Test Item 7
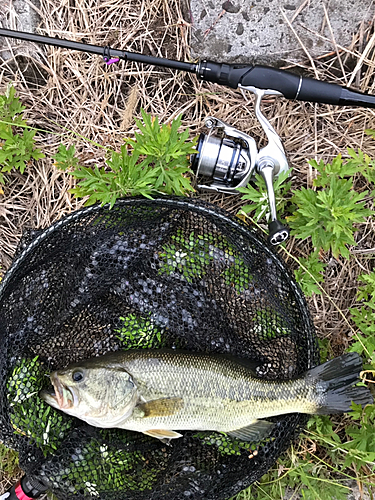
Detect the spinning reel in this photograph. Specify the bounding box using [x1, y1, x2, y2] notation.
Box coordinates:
[191, 87, 290, 246]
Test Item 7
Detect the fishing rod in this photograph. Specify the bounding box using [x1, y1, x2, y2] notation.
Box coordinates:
[1, 28, 375, 107]
[0, 27, 374, 247]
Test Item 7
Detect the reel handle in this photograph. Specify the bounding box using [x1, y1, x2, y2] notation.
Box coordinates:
[257, 162, 289, 246]
[268, 220, 290, 246]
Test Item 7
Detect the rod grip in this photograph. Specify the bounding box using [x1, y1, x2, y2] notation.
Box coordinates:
[198, 61, 375, 108]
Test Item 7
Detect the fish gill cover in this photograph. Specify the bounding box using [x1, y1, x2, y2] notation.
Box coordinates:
[0, 197, 319, 499]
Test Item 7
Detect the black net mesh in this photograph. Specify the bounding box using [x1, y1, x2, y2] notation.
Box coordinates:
[0, 197, 319, 500]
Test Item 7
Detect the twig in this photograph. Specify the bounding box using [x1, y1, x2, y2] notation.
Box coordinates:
[322, 4, 347, 85]
[356, 21, 365, 88]
[280, 7, 320, 80]
[299, 24, 362, 61]
[203, 9, 226, 39]
[290, 0, 310, 23]
[348, 30, 375, 87]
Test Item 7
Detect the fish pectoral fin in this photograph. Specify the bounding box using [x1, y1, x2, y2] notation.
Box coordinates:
[143, 429, 183, 440]
[227, 419, 274, 442]
[136, 397, 184, 418]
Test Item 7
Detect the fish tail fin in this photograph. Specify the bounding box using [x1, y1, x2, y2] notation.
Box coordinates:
[306, 352, 373, 414]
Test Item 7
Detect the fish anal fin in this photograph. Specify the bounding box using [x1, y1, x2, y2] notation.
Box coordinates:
[137, 397, 183, 418]
[227, 419, 274, 442]
[143, 429, 183, 440]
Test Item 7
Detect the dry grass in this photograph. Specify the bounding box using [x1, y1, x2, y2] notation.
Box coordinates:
[0, 0, 375, 496]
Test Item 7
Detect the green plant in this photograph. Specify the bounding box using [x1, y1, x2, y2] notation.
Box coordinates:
[53, 143, 80, 171]
[55, 434, 159, 496]
[0, 84, 44, 183]
[348, 270, 375, 366]
[47, 493, 60, 500]
[251, 308, 289, 339]
[53, 109, 196, 207]
[194, 431, 257, 458]
[317, 336, 331, 363]
[159, 229, 213, 283]
[0, 442, 20, 477]
[7, 356, 72, 455]
[116, 313, 166, 349]
[234, 410, 375, 500]
[341, 403, 375, 469]
[294, 251, 327, 297]
[128, 110, 196, 194]
[222, 262, 253, 293]
[287, 152, 373, 259]
[159, 229, 254, 292]
[237, 169, 292, 222]
[233, 451, 351, 500]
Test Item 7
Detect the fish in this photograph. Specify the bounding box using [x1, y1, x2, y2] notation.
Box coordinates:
[40, 350, 373, 442]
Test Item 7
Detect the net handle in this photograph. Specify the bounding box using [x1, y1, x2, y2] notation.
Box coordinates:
[1, 476, 48, 499]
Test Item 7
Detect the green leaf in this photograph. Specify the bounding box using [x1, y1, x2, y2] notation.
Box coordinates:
[294, 251, 326, 296]
[62, 110, 196, 205]
[311, 150, 371, 188]
[238, 169, 292, 222]
[53, 144, 82, 171]
[306, 415, 341, 444]
[348, 270, 375, 362]
[288, 174, 371, 259]
[0, 85, 44, 182]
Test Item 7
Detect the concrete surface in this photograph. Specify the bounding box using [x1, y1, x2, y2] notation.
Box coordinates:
[189, 0, 375, 66]
[0, 0, 41, 62]
[0, 0, 41, 34]
[0, 0, 45, 84]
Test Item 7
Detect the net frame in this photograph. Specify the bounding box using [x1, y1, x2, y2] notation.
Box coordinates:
[0, 197, 319, 500]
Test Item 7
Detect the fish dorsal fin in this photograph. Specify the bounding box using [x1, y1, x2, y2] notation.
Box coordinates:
[143, 429, 183, 440]
[135, 397, 184, 418]
[227, 419, 274, 442]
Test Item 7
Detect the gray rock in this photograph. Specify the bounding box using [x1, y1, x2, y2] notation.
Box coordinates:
[0, 0, 45, 84]
[0, 0, 41, 35]
[189, 0, 374, 66]
[0, 0, 42, 59]
[14, 0, 41, 33]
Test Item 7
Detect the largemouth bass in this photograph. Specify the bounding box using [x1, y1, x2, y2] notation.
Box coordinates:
[41, 350, 373, 442]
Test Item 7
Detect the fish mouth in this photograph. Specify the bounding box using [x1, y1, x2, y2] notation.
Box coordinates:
[40, 372, 76, 410]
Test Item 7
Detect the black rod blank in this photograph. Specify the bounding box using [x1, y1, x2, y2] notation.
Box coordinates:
[0, 28, 198, 73]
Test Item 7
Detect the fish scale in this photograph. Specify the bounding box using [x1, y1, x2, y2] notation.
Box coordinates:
[119, 351, 318, 433]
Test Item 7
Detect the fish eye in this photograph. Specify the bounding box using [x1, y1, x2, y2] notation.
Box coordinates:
[72, 370, 84, 382]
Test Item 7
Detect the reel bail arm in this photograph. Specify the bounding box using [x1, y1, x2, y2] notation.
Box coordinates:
[245, 86, 290, 245]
